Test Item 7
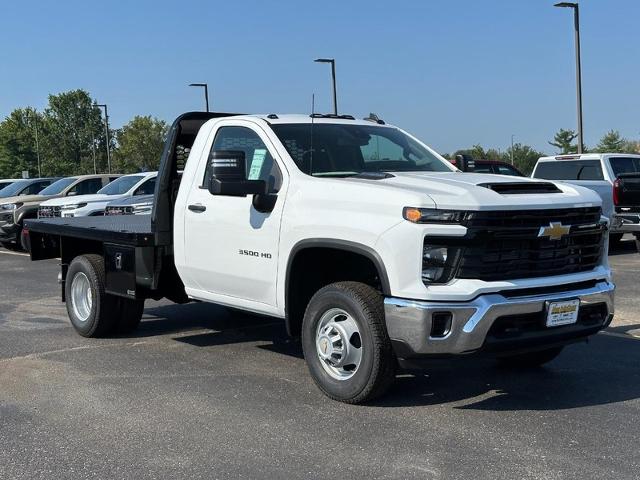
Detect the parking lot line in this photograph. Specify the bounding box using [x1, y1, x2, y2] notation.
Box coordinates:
[0, 250, 29, 257]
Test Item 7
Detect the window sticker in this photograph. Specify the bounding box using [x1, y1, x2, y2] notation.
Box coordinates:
[249, 149, 267, 180]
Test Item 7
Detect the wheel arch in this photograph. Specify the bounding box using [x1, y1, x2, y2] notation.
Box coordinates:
[284, 238, 391, 337]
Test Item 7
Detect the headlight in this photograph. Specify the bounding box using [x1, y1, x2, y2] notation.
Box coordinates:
[60, 203, 87, 210]
[422, 244, 462, 284]
[0, 203, 21, 210]
[403, 207, 466, 224]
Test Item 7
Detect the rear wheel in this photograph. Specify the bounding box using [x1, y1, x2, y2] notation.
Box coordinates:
[496, 347, 564, 368]
[20, 227, 29, 252]
[301, 281, 396, 404]
[66, 254, 119, 337]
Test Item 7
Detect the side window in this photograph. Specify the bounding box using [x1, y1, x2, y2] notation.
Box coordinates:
[361, 135, 404, 162]
[135, 178, 156, 195]
[203, 126, 282, 193]
[70, 178, 104, 196]
[472, 164, 493, 174]
[25, 182, 48, 195]
[496, 165, 522, 176]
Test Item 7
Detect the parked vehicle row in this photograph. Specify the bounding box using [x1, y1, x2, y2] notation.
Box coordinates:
[25, 111, 615, 404]
[0, 172, 157, 250]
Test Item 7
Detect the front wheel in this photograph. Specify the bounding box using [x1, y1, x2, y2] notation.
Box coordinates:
[496, 346, 564, 368]
[302, 282, 396, 404]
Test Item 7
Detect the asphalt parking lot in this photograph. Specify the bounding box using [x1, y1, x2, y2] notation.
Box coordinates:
[1, 239, 639, 480]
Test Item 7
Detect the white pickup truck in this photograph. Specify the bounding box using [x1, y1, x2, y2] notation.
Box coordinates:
[532, 154, 640, 243]
[25, 112, 615, 403]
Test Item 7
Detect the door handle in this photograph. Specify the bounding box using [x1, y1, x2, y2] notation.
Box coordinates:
[188, 204, 207, 213]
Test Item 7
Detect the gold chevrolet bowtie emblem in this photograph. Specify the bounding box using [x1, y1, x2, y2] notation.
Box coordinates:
[538, 222, 571, 240]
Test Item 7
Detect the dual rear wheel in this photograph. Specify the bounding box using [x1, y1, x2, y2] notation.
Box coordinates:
[66, 254, 144, 338]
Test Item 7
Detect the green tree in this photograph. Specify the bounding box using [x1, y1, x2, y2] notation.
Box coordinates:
[0, 107, 43, 178]
[594, 130, 628, 153]
[505, 143, 546, 176]
[549, 128, 578, 154]
[453, 144, 502, 161]
[112, 116, 169, 173]
[40, 89, 107, 175]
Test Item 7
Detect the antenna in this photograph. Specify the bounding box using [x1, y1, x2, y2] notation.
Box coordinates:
[310, 94, 315, 176]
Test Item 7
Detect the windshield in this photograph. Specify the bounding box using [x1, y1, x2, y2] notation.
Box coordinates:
[610, 157, 640, 176]
[270, 123, 452, 176]
[0, 180, 31, 197]
[98, 175, 146, 195]
[39, 177, 78, 196]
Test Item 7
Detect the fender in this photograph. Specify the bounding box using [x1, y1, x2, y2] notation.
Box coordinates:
[284, 238, 391, 335]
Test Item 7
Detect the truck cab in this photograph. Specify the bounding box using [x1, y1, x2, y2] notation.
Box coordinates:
[26, 112, 615, 404]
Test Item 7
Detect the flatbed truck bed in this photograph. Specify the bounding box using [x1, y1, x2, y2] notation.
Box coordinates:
[25, 215, 155, 247]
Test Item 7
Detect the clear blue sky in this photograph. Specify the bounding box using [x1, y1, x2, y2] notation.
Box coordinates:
[1, 0, 638, 154]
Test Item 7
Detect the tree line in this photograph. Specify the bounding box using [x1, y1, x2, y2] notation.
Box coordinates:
[1, 88, 638, 179]
[0, 89, 168, 178]
[443, 129, 639, 176]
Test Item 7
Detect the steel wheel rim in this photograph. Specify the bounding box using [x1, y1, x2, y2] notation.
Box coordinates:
[71, 272, 93, 322]
[315, 308, 363, 381]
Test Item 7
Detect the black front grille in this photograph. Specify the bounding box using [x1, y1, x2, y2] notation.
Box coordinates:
[453, 207, 604, 282]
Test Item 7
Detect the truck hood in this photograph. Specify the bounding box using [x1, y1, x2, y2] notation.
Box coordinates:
[41, 194, 122, 206]
[348, 172, 603, 210]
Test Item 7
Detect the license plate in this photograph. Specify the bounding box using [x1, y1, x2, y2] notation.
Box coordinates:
[546, 299, 580, 327]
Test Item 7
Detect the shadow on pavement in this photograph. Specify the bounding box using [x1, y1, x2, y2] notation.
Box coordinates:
[371, 333, 640, 410]
[122, 302, 640, 411]
[608, 237, 639, 256]
[123, 301, 303, 359]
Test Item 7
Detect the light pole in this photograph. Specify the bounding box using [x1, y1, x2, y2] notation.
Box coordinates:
[189, 83, 209, 112]
[510, 134, 515, 165]
[314, 58, 338, 115]
[554, 2, 584, 154]
[95, 103, 112, 173]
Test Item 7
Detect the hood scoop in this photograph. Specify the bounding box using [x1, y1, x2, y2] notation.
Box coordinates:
[478, 182, 562, 194]
[353, 172, 395, 180]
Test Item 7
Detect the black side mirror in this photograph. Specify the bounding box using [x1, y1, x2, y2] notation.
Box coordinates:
[207, 150, 266, 197]
[455, 154, 475, 172]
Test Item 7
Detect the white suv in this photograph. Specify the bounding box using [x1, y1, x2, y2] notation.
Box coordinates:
[39, 172, 157, 218]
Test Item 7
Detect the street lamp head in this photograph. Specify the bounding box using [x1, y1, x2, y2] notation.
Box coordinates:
[554, 2, 578, 8]
[314, 58, 334, 64]
[189, 83, 207, 87]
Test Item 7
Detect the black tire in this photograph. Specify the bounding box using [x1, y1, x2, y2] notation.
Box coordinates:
[114, 297, 145, 334]
[65, 254, 118, 337]
[20, 227, 29, 252]
[496, 346, 564, 368]
[301, 281, 396, 404]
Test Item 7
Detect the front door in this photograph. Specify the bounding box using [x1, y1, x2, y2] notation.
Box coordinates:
[183, 124, 286, 307]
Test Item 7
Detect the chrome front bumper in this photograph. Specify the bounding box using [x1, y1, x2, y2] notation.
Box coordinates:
[384, 280, 615, 357]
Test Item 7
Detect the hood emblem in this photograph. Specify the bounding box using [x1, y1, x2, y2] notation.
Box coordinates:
[538, 222, 571, 240]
